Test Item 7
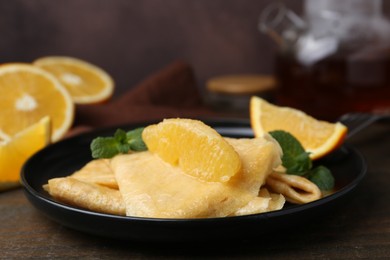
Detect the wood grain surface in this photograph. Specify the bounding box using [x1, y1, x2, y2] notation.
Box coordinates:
[1, 122, 389, 259]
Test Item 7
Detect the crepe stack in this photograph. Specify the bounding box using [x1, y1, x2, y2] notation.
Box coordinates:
[44, 135, 288, 218]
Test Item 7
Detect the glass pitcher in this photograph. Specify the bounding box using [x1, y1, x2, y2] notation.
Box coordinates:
[259, 0, 390, 120]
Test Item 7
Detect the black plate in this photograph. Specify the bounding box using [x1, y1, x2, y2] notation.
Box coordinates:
[21, 119, 367, 242]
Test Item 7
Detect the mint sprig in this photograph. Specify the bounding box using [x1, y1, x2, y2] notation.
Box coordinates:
[269, 130, 335, 191]
[90, 128, 147, 159]
[126, 128, 148, 151]
[269, 130, 312, 175]
[307, 165, 335, 191]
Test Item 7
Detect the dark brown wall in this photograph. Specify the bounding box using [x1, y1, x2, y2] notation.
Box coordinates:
[0, 0, 388, 97]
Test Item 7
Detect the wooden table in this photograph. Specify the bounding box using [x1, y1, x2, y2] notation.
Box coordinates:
[1, 122, 389, 259]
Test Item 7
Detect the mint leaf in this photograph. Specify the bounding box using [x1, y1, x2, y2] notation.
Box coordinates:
[126, 127, 144, 140]
[286, 152, 312, 175]
[269, 130, 312, 174]
[114, 129, 127, 143]
[126, 128, 147, 151]
[90, 128, 147, 159]
[113, 129, 130, 153]
[307, 166, 335, 191]
[91, 136, 123, 159]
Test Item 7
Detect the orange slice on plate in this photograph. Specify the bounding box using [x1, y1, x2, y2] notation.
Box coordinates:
[33, 56, 114, 104]
[250, 96, 347, 160]
[0, 116, 51, 190]
[0, 63, 74, 142]
[142, 118, 242, 182]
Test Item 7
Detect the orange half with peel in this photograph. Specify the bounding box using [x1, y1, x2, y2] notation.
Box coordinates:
[0, 63, 74, 142]
[250, 96, 347, 160]
[34, 56, 114, 104]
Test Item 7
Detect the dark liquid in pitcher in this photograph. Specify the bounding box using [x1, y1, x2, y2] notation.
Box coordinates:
[275, 50, 390, 121]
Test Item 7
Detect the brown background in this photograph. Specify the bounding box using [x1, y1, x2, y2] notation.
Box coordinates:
[0, 0, 286, 97]
[2, 0, 388, 98]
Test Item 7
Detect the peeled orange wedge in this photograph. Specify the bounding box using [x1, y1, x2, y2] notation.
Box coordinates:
[0, 131, 10, 143]
[0, 63, 74, 142]
[0, 116, 51, 190]
[142, 118, 242, 182]
[34, 56, 114, 104]
[250, 96, 347, 160]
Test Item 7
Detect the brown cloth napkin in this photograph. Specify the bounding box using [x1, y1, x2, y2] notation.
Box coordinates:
[71, 60, 218, 135]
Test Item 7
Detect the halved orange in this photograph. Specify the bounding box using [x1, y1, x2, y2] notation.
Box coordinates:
[142, 118, 242, 182]
[33, 56, 114, 104]
[0, 63, 74, 142]
[0, 116, 51, 190]
[250, 96, 347, 160]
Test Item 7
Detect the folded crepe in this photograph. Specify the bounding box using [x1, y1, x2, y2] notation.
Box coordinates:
[234, 188, 285, 216]
[225, 136, 282, 195]
[45, 177, 125, 215]
[266, 172, 322, 204]
[44, 135, 285, 218]
[71, 159, 118, 189]
[111, 136, 283, 218]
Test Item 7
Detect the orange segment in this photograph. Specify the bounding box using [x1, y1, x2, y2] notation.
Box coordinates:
[250, 96, 347, 160]
[33, 56, 114, 104]
[0, 116, 51, 190]
[142, 118, 242, 182]
[0, 63, 74, 142]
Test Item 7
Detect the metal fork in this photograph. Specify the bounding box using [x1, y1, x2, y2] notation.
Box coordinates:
[339, 112, 389, 139]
